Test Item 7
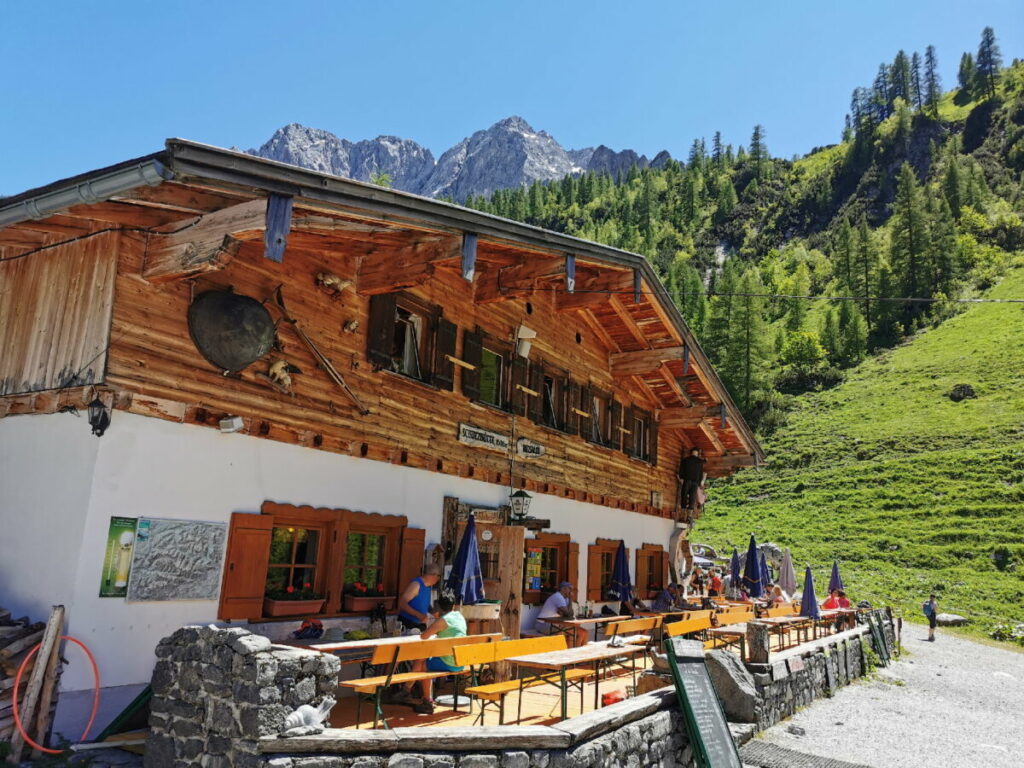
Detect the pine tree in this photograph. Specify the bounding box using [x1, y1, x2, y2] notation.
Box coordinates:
[820, 308, 842, 364]
[688, 139, 706, 173]
[784, 262, 811, 331]
[749, 125, 768, 180]
[668, 255, 708, 335]
[924, 45, 942, 116]
[872, 63, 892, 120]
[835, 218, 856, 291]
[943, 159, 963, 218]
[890, 163, 931, 326]
[958, 52, 976, 98]
[840, 308, 868, 365]
[705, 259, 740, 368]
[911, 51, 924, 110]
[873, 259, 901, 345]
[712, 132, 723, 166]
[930, 196, 958, 294]
[713, 177, 737, 225]
[975, 26, 1002, 99]
[891, 51, 913, 105]
[855, 217, 875, 332]
[725, 268, 770, 410]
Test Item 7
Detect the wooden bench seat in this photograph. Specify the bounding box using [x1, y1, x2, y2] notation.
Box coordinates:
[604, 616, 664, 651]
[455, 635, 594, 725]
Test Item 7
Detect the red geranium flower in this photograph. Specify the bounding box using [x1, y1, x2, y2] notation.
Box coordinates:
[303, 582, 312, 589]
[376, 583, 384, 592]
[286, 585, 295, 593]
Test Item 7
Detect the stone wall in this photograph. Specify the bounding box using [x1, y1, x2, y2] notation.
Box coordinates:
[145, 625, 341, 768]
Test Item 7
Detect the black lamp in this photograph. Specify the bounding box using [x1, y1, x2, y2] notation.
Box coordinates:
[509, 489, 532, 523]
[87, 398, 110, 437]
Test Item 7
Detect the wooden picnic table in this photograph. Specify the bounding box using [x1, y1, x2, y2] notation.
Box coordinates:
[537, 615, 628, 646]
[290, 632, 502, 667]
[504, 640, 644, 720]
[759, 615, 813, 647]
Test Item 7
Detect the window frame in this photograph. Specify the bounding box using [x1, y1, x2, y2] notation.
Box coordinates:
[586, 538, 626, 602]
[390, 293, 440, 383]
[635, 543, 668, 600]
[523, 532, 576, 605]
[630, 408, 654, 463]
[471, 330, 514, 412]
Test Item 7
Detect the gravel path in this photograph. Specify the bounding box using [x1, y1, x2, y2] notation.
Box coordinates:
[756, 623, 1024, 768]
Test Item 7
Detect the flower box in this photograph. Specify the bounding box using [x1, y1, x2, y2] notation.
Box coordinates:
[344, 595, 397, 612]
[262, 597, 325, 618]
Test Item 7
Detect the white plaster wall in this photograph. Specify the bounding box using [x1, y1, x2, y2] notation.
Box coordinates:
[0, 412, 99, 622]
[55, 412, 673, 695]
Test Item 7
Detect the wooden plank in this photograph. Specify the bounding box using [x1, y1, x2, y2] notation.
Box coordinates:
[6, 605, 63, 763]
[608, 295, 649, 349]
[356, 236, 461, 295]
[555, 269, 633, 312]
[655, 365, 693, 407]
[30, 630, 62, 759]
[609, 347, 685, 378]
[657, 406, 718, 430]
[699, 421, 726, 456]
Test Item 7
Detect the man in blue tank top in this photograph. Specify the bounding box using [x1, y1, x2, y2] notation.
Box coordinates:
[398, 563, 441, 633]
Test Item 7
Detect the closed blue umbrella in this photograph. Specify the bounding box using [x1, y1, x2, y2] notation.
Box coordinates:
[742, 535, 764, 598]
[799, 566, 821, 620]
[610, 540, 633, 603]
[446, 514, 485, 605]
[828, 561, 844, 594]
[729, 548, 741, 595]
[759, 548, 772, 591]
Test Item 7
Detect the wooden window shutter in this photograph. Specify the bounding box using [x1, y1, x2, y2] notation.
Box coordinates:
[586, 546, 603, 601]
[366, 293, 397, 369]
[568, 542, 580, 591]
[461, 329, 483, 400]
[608, 399, 622, 451]
[431, 318, 457, 390]
[649, 417, 659, 466]
[510, 356, 528, 415]
[622, 404, 635, 456]
[218, 512, 274, 620]
[527, 362, 544, 423]
[398, 526, 427, 596]
[564, 379, 579, 435]
[580, 384, 594, 443]
[661, 551, 670, 592]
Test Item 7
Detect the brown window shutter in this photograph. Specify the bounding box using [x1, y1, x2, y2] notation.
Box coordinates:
[527, 362, 543, 423]
[432, 318, 457, 390]
[622, 404, 635, 456]
[366, 293, 397, 369]
[568, 541, 580, 591]
[218, 512, 274, 621]
[608, 399, 622, 451]
[586, 546, 602, 601]
[564, 379, 579, 435]
[580, 384, 594, 443]
[649, 417, 659, 466]
[398, 526, 427, 596]
[661, 551, 670, 592]
[510, 356, 528, 415]
[461, 329, 483, 400]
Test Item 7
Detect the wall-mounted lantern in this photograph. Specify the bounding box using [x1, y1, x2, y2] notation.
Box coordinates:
[87, 398, 110, 437]
[509, 489, 533, 523]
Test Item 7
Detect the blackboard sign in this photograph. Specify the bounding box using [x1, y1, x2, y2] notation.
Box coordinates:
[665, 638, 742, 768]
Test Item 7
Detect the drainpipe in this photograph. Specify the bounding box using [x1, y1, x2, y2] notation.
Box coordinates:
[0, 159, 173, 229]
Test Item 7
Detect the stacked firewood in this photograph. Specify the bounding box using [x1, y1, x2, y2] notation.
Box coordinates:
[0, 605, 64, 761]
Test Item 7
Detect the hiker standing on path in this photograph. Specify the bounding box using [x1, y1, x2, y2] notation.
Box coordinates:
[924, 593, 939, 641]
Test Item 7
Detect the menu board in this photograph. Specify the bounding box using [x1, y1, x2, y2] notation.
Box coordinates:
[525, 548, 543, 590]
[665, 638, 742, 768]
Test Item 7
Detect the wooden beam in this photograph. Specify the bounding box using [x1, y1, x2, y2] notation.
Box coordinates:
[578, 308, 620, 354]
[473, 260, 531, 304]
[356, 235, 461, 295]
[628, 375, 662, 409]
[497, 257, 565, 291]
[705, 454, 756, 470]
[142, 198, 265, 282]
[639, 278, 683, 344]
[699, 421, 726, 455]
[608, 346, 685, 378]
[462, 233, 477, 281]
[655, 365, 693, 407]
[608, 295, 649, 349]
[555, 269, 633, 312]
[657, 405, 719, 429]
[264, 193, 293, 263]
[566, 254, 576, 293]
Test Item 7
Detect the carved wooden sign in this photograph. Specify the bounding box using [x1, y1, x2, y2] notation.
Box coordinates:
[457, 423, 509, 452]
[516, 438, 545, 459]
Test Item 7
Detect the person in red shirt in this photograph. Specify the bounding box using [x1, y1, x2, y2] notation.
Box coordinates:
[708, 570, 723, 597]
[837, 590, 852, 608]
[821, 589, 841, 610]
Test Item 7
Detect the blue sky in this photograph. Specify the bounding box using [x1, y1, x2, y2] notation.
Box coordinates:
[2, 0, 1021, 194]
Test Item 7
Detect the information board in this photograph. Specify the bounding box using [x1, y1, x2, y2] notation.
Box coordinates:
[126, 517, 227, 601]
[665, 638, 742, 768]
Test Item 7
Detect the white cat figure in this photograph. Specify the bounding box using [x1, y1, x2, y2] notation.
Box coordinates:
[279, 696, 336, 737]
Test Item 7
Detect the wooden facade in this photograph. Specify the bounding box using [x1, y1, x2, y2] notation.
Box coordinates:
[0, 141, 762, 518]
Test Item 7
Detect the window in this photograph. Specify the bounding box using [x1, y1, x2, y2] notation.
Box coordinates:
[586, 538, 626, 602]
[218, 503, 421, 621]
[588, 392, 608, 445]
[392, 307, 426, 378]
[542, 372, 564, 429]
[367, 293, 456, 389]
[344, 532, 387, 590]
[266, 526, 322, 594]
[625, 408, 656, 464]
[635, 544, 667, 599]
[479, 347, 504, 407]
[523, 532, 578, 605]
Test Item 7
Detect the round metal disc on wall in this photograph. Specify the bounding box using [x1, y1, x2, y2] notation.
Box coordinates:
[187, 290, 276, 373]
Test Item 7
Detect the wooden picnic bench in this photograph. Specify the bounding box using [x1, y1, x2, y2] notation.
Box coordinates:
[604, 615, 664, 652]
[337, 635, 497, 729]
[455, 635, 594, 725]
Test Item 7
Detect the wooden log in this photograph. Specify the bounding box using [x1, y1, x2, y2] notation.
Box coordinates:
[6, 605, 63, 763]
[356, 236, 460, 295]
[30, 629, 62, 759]
[555, 269, 633, 312]
[0, 627, 45, 660]
[656, 405, 718, 430]
[609, 346, 685, 378]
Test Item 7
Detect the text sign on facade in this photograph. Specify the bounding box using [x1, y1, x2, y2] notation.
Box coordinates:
[516, 438, 545, 459]
[458, 423, 510, 452]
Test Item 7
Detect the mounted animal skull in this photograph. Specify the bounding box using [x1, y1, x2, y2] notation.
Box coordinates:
[268, 359, 302, 390]
[316, 272, 352, 298]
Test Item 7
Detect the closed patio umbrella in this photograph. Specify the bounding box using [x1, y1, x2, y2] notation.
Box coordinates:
[799, 566, 821, 620]
[828, 561, 844, 594]
[729, 548, 741, 596]
[779, 549, 797, 597]
[759, 548, 772, 590]
[742, 535, 764, 598]
[446, 513, 484, 605]
[610, 540, 633, 604]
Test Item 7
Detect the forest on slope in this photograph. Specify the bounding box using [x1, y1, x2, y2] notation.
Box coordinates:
[465, 28, 1024, 436]
[463, 29, 1024, 639]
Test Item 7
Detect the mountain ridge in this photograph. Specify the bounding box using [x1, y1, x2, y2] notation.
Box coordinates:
[247, 117, 665, 201]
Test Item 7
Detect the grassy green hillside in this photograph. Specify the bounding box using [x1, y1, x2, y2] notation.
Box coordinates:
[698, 267, 1024, 636]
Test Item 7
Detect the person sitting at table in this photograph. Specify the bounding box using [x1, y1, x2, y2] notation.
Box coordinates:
[618, 595, 648, 616]
[398, 563, 442, 634]
[837, 590, 852, 608]
[769, 584, 789, 605]
[535, 581, 588, 647]
[653, 584, 678, 612]
[708, 569, 723, 597]
[399, 596, 466, 715]
[821, 589, 841, 610]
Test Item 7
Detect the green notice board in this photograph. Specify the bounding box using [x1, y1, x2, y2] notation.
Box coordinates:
[664, 637, 742, 768]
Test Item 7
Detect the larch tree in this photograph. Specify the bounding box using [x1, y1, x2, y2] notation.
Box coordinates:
[958, 52, 977, 98]
[835, 218, 856, 291]
[749, 125, 768, 180]
[911, 51, 924, 110]
[712, 132, 724, 166]
[891, 50, 913, 105]
[975, 26, 1002, 99]
[924, 45, 942, 117]
[890, 163, 931, 326]
[726, 267, 770, 411]
[855, 217, 876, 333]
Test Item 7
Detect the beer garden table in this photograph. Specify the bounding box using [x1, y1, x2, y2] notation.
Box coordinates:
[537, 615, 628, 646]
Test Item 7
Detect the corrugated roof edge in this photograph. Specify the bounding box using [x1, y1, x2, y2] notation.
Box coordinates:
[0, 138, 763, 462]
